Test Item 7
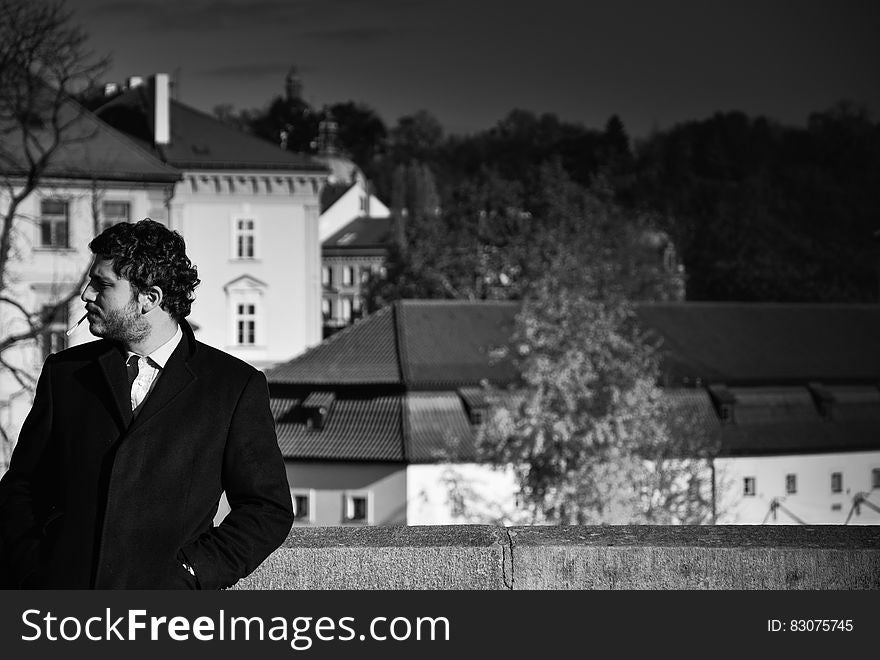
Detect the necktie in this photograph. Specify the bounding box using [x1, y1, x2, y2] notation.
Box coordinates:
[126, 354, 140, 390]
[126, 355, 140, 411]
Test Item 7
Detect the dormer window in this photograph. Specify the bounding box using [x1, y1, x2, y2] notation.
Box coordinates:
[302, 391, 335, 430]
[458, 387, 489, 425]
[707, 384, 735, 424]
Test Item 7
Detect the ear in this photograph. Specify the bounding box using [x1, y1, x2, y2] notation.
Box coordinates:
[140, 285, 164, 313]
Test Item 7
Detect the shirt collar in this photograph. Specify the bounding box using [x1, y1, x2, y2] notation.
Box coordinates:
[127, 324, 183, 369]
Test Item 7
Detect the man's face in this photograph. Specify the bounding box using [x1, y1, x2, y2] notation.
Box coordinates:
[81, 257, 149, 345]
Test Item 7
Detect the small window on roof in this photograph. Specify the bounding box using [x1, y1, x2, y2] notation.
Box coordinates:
[337, 232, 357, 245]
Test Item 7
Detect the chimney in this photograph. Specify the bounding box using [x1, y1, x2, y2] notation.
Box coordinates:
[153, 73, 170, 146]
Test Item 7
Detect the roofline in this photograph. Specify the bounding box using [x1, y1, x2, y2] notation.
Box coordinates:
[280, 455, 409, 464]
[166, 160, 328, 172]
[323, 247, 390, 256]
[717, 444, 880, 458]
[638, 301, 880, 310]
[1, 170, 180, 184]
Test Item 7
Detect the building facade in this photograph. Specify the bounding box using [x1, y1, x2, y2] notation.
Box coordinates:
[96, 74, 327, 369]
[321, 215, 391, 336]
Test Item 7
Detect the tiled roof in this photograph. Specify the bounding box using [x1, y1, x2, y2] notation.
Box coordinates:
[273, 395, 404, 461]
[637, 302, 880, 384]
[718, 420, 880, 456]
[323, 216, 393, 249]
[405, 392, 477, 463]
[1, 94, 180, 183]
[302, 391, 336, 409]
[266, 300, 519, 387]
[96, 86, 326, 172]
[266, 305, 401, 384]
[663, 387, 723, 444]
[267, 301, 880, 463]
[397, 300, 519, 386]
[271, 390, 481, 462]
[729, 386, 822, 425]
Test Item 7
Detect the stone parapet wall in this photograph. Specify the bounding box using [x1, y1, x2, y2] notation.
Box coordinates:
[234, 525, 880, 590]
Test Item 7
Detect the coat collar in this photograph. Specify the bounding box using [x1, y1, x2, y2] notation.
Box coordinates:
[97, 319, 198, 434]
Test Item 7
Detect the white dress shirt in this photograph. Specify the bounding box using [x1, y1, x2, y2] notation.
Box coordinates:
[127, 324, 183, 414]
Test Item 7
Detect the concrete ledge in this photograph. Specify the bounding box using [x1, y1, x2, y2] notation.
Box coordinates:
[234, 525, 880, 590]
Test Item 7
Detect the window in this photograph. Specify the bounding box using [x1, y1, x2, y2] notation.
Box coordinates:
[322, 266, 333, 287]
[340, 297, 352, 322]
[743, 477, 756, 497]
[831, 472, 843, 494]
[343, 492, 371, 524]
[785, 474, 797, 495]
[352, 295, 362, 313]
[100, 201, 130, 233]
[236, 303, 256, 345]
[40, 199, 69, 248]
[359, 195, 367, 212]
[39, 303, 68, 360]
[235, 218, 255, 258]
[290, 489, 313, 524]
[360, 267, 371, 284]
[322, 297, 332, 320]
[873, 468, 880, 489]
[341, 266, 354, 286]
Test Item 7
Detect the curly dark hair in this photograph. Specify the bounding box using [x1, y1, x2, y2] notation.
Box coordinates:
[89, 219, 200, 319]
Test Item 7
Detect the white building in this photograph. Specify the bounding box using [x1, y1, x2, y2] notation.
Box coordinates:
[96, 74, 328, 369]
[316, 154, 390, 243]
[0, 99, 180, 469]
[718, 452, 880, 525]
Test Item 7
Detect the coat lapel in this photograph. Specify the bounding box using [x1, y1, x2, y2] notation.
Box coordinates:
[127, 335, 196, 433]
[97, 347, 132, 431]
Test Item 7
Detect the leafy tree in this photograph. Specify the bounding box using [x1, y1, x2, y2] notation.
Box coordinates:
[326, 100, 387, 174]
[478, 216, 714, 525]
[369, 162, 685, 308]
[0, 0, 108, 446]
[628, 108, 880, 302]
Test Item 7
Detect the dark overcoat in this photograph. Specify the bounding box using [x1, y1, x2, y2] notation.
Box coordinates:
[0, 321, 293, 589]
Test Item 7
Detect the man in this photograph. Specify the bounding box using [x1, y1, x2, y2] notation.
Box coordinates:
[0, 219, 293, 588]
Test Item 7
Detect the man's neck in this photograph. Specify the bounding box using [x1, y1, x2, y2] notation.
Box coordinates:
[125, 319, 180, 356]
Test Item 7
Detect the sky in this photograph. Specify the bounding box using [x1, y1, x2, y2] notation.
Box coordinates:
[73, 0, 880, 138]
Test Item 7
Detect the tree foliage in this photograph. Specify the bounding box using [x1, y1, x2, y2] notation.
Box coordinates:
[477, 212, 714, 524]
[0, 0, 108, 444]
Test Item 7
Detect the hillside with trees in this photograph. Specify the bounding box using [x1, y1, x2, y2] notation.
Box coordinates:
[216, 74, 879, 305]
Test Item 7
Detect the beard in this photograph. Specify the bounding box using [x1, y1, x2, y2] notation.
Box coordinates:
[89, 298, 150, 345]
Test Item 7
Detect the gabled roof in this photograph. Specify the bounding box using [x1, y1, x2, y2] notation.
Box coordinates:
[0, 94, 180, 183]
[268, 300, 880, 463]
[269, 300, 880, 388]
[265, 300, 519, 387]
[637, 302, 880, 384]
[323, 215, 392, 250]
[96, 86, 327, 172]
[266, 305, 401, 384]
